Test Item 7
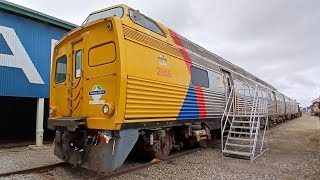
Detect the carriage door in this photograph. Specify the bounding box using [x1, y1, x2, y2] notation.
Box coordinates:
[222, 70, 234, 112]
[70, 39, 84, 117]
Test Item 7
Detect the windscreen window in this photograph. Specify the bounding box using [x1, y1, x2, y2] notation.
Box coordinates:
[84, 7, 123, 24]
[191, 66, 209, 88]
[55, 55, 67, 84]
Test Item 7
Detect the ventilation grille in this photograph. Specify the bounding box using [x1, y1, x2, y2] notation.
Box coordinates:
[123, 26, 182, 58]
[125, 76, 187, 120]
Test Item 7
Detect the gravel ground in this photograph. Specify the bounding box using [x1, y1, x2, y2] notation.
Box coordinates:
[112, 115, 320, 180]
[0, 144, 61, 179]
[1, 115, 319, 180]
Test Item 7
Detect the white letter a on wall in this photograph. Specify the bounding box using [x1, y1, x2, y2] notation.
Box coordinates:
[0, 25, 44, 84]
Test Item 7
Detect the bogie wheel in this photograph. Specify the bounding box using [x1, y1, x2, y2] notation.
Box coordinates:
[198, 139, 210, 148]
[149, 131, 172, 160]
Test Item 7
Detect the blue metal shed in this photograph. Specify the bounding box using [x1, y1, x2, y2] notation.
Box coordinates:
[0, 0, 77, 147]
[0, 0, 77, 98]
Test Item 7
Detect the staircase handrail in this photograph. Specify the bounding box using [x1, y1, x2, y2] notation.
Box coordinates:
[249, 84, 259, 150]
[260, 99, 269, 153]
[221, 85, 234, 152]
[251, 116, 261, 158]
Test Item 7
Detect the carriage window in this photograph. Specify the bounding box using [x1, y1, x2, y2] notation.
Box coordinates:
[75, 50, 82, 78]
[191, 66, 209, 88]
[89, 43, 116, 66]
[55, 55, 67, 84]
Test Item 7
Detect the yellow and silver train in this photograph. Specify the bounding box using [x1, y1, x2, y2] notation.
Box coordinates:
[48, 5, 300, 172]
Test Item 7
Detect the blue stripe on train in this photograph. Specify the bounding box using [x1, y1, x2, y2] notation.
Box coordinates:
[177, 84, 200, 120]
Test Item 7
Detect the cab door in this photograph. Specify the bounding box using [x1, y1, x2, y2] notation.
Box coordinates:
[51, 53, 70, 117]
[70, 39, 84, 117]
[222, 70, 234, 112]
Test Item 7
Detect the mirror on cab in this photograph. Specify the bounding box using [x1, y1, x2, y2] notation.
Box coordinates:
[130, 10, 141, 21]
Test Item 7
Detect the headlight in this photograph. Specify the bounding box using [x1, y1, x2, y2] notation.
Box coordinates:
[103, 104, 109, 114]
[49, 107, 53, 114]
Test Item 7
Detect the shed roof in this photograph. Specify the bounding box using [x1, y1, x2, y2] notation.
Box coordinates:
[0, 0, 77, 30]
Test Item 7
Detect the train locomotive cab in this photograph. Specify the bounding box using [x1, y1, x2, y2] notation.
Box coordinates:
[48, 5, 135, 172]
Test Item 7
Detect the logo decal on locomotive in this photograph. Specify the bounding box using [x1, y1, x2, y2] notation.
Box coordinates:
[89, 85, 106, 104]
[158, 55, 167, 65]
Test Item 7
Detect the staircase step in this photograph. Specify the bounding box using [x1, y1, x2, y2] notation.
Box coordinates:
[225, 143, 253, 148]
[228, 137, 254, 141]
[232, 115, 267, 118]
[229, 130, 251, 135]
[231, 126, 255, 129]
[232, 120, 257, 124]
[222, 150, 252, 157]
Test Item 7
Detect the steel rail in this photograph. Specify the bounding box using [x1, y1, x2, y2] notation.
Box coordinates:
[0, 162, 68, 177]
[91, 146, 211, 180]
[0, 147, 212, 178]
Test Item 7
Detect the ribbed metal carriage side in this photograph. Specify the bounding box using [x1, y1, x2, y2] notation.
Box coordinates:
[178, 36, 227, 118]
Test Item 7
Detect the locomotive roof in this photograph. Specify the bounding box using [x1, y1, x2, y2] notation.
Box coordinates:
[86, 4, 278, 92]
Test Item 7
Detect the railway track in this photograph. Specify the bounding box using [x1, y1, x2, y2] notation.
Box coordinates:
[92, 146, 210, 180]
[0, 162, 68, 178]
[0, 146, 210, 179]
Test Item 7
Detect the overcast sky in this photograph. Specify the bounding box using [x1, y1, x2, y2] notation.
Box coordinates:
[8, 0, 320, 107]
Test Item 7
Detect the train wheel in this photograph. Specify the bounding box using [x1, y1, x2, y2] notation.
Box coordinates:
[198, 139, 210, 147]
[149, 131, 172, 160]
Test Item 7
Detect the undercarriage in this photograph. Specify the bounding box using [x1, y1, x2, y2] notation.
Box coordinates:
[49, 119, 216, 172]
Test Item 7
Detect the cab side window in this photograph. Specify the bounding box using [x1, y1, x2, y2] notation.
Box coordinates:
[130, 10, 165, 37]
[55, 55, 67, 84]
[145, 18, 164, 35]
[75, 50, 82, 78]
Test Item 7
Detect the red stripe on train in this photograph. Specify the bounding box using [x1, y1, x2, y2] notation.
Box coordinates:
[195, 86, 207, 118]
[169, 29, 191, 72]
[169, 29, 207, 119]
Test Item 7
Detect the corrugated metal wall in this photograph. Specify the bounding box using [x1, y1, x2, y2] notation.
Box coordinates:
[0, 10, 69, 98]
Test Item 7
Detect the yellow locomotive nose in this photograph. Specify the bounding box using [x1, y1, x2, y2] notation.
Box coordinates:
[48, 6, 128, 172]
[49, 15, 121, 129]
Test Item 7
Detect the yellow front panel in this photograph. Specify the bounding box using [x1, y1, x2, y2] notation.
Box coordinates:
[50, 18, 123, 130]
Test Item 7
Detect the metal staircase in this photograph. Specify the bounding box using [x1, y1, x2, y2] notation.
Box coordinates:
[221, 84, 269, 161]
